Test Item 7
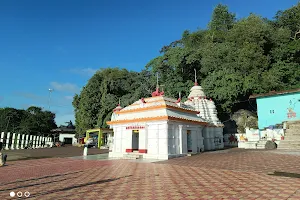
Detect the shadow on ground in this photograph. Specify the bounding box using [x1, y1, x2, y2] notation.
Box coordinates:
[268, 171, 300, 179]
[29, 175, 133, 198]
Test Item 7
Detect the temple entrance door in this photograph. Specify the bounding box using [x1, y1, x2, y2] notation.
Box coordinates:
[187, 130, 192, 152]
[132, 130, 139, 151]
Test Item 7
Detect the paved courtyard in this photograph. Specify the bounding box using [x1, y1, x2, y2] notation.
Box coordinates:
[1, 148, 300, 200]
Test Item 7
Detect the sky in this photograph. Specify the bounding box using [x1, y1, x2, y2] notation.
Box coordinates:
[0, 0, 298, 126]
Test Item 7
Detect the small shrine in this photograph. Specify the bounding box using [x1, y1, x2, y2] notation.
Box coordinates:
[107, 71, 224, 159]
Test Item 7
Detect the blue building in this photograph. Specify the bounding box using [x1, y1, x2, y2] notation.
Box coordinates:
[250, 89, 300, 130]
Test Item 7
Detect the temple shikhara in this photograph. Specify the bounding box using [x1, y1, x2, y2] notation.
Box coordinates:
[107, 73, 224, 159]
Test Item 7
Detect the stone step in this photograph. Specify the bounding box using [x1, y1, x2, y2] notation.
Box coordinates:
[278, 146, 300, 150]
[285, 129, 300, 134]
[287, 121, 300, 125]
[123, 154, 143, 159]
[278, 143, 300, 145]
[277, 144, 300, 148]
[282, 135, 300, 139]
[288, 125, 300, 129]
[287, 123, 300, 129]
[284, 133, 300, 137]
[280, 138, 300, 141]
[257, 145, 266, 148]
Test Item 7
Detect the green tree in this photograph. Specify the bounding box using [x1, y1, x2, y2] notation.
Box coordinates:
[73, 3, 300, 128]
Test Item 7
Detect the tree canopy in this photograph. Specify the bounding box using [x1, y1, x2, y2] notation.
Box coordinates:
[73, 3, 300, 136]
[0, 106, 57, 135]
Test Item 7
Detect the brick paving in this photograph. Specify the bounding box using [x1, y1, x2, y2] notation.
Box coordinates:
[1, 149, 300, 200]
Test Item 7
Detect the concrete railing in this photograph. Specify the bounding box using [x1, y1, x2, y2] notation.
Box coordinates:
[0, 132, 53, 150]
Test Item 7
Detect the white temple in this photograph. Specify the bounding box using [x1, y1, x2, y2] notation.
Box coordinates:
[107, 74, 224, 160]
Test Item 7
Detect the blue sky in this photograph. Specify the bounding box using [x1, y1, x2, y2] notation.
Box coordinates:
[0, 0, 298, 126]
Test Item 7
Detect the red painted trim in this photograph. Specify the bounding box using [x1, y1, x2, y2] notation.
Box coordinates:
[126, 149, 133, 152]
[138, 149, 147, 153]
[188, 150, 192, 152]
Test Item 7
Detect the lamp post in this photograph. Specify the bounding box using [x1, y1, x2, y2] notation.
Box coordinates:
[48, 89, 53, 110]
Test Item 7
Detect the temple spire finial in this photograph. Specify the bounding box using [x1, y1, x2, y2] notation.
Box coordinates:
[118, 98, 120, 106]
[194, 68, 198, 86]
[179, 92, 181, 99]
[152, 72, 164, 97]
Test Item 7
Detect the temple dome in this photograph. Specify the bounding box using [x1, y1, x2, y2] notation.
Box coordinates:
[185, 82, 223, 126]
[188, 85, 205, 98]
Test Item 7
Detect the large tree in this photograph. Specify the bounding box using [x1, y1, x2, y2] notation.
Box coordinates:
[72, 68, 155, 137]
[0, 106, 57, 134]
[73, 3, 300, 132]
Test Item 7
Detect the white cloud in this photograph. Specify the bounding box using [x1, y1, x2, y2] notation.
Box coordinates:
[50, 82, 80, 93]
[69, 68, 98, 76]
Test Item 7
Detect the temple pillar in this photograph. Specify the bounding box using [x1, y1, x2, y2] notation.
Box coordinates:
[138, 126, 148, 153]
[210, 127, 216, 150]
[5, 132, 10, 150]
[11, 133, 16, 150]
[191, 129, 198, 153]
[178, 125, 183, 154]
[203, 127, 214, 151]
[124, 128, 132, 153]
[197, 127, 204, 152]
[138, 129, 147, 153]
[182, 127, 188, 154]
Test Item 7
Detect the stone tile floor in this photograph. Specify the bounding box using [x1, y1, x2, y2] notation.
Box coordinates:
[1, 149, 300, 200]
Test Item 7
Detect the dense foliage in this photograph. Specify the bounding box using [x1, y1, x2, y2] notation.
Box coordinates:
[0, 106, 57, 135]
[73, 3, 300, 136]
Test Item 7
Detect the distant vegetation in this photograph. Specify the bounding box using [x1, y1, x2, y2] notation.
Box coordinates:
[73, 3, 300, 136]
[0, 106, 57, 135]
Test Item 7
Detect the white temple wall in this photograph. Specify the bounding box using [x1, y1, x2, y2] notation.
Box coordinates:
[197, 127, 204, 152]
[138, 128, 147, 151]
[203, 127, 211, 151]
[215, 127, 224, 149]
[112, 126, 122, 153]
[144, 121, 169, 159]
[116, 109, 166, 121]
[167, 123, 175, 154]
[210, 128, 216, 150]
[181, 126, 188, 154]
[191, 130, 198, 153]
[110, 121, 207, 159]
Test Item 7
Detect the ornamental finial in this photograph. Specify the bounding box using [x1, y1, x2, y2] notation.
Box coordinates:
[194, 68, 198, 86]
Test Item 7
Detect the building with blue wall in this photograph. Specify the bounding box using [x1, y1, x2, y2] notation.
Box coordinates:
[250, 89, 300, 130]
